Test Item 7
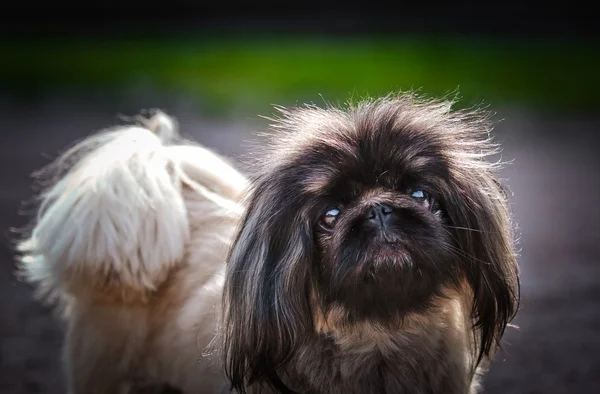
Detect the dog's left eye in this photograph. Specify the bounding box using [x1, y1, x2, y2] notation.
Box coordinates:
[410, 189, 433, 208]
[411, 190, 426, 199]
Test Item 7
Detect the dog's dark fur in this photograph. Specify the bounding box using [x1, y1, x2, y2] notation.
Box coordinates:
[222, 95, 519, 393]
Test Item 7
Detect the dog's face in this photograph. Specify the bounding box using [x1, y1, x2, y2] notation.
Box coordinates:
[222, 96, 519, 391]
[308, 134, 458, 322]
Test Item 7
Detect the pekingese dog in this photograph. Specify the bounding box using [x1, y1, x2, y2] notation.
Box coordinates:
[16, 94, 519, 394]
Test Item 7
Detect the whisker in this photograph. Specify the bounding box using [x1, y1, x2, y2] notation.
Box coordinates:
[444, 225, 497, 234]
[375, 169, 390, 183]
[441, 241, 492, 266]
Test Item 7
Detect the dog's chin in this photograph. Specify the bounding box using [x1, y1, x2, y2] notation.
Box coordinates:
[362, 242, 413, 274]
[321, 243, 456, 322]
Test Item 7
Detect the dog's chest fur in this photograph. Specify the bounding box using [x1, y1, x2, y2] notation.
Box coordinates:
[275, 300, 475, 394]
[288, 333, 469, 393]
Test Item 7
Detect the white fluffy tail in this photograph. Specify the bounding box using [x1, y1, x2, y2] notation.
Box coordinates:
[17, 110, 243, 304]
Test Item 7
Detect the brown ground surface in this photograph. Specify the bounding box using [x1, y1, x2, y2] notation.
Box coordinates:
[1, 92, 599, 394]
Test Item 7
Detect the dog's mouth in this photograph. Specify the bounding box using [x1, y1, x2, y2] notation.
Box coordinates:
[356, 242, 412, 275]
[322, 237, 456, 321]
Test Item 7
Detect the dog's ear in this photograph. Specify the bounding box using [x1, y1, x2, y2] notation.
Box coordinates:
[446, 170, 520, 365]
[222, 177, 313, 393]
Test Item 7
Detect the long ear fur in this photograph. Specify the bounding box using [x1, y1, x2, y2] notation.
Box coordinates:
[221, 176, 313, 393]
[16, 111, 209, 304]
[442, 114, 520, 367]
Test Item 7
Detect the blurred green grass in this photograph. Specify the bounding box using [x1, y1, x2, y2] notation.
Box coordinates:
[2, 36, 599, 115]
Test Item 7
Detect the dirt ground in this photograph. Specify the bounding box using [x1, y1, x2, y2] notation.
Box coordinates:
[1, 91, 599, 394]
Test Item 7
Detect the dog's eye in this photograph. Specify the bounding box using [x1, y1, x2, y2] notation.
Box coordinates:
[410, 189, 433, 208]
[411, 190, 427, 199]
[320, 208, 341, 230]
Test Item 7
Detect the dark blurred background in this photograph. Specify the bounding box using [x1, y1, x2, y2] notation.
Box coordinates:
[1, 5, 599, 394]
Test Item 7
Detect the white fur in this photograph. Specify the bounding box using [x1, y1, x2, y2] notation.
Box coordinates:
[16, 111, 248, 393]
[17, 111, 246, 302]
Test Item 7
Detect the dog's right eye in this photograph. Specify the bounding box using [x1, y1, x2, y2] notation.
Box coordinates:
[320, 208, 341, 231]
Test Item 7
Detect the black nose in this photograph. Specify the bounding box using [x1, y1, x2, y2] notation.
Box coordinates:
[366, 203, 394, 227]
